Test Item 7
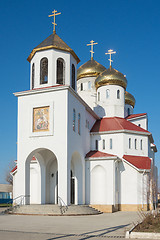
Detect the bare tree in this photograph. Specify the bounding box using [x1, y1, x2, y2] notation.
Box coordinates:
[5, 161, 15, 185]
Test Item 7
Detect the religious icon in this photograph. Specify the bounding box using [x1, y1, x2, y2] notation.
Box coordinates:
[33, 106, 49, 132]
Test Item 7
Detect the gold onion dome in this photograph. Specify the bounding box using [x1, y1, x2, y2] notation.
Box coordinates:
[125, 91, 135, 108]
[95, 66, 127, 89]
[77, 59, 106, 80]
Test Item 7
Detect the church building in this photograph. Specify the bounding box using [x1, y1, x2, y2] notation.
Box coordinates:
[12, 11, 157, 213]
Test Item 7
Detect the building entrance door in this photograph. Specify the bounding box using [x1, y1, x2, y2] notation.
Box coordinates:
[70, 170, 75, 204]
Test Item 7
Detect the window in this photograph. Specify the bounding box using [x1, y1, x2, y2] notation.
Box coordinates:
[32, 63, 35, 89]
[40, 57, 48, 84]
[98, 92, 100, 101]
[78, 113, 81, 135]
[138, 124, 141, 127]
[129, 138, 131, 149]
[73, 109, 76, 131]
[135, 139, 137, 149]
[128, 108, 130, 116]
[72, 64, 75, 90]
[110, 138, 112, 149]
[140, 139, 143, 150]
[117, 90, 120, 99]
[103, 139, 105, 149]
[57, 58, 65, 84]
[106, 89, 110, 98]
[80, 83, 83, 91]
[88, 81, 91, 89]
[95, 140, 98, 150]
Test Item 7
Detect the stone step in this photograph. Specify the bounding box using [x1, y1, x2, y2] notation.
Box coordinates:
[9, 204, 102, 215]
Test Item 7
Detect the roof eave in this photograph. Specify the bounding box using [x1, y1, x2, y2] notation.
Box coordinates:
[85, 156, 120, 161]
[27, 45, 80, 64]
[90, 129, 150, 135]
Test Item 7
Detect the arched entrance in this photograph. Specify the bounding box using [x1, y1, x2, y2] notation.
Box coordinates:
[25, 148, 58, 205]
[70, 152, 83, 205]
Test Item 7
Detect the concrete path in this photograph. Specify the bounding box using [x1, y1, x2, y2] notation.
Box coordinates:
[0, 211, 151, 240]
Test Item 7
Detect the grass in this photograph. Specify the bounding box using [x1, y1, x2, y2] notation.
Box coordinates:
[0, 203, 12, 207]
[134, 213, 160, 233]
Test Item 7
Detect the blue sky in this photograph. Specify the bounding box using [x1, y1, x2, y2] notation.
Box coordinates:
[0, 0, 160, 183]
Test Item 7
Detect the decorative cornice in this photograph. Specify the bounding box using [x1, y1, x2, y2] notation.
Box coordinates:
[27, 45, 80, 63]
[90, 129, 151, 136]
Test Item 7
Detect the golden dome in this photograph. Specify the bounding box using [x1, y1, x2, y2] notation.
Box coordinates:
[77, 59, 106, 80]
[125, 91, 135, 107]
[95, 66, 127, 89]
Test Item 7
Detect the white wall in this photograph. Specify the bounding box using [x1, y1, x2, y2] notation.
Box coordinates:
[90, 133, 124, 157]
[120, 161, 149, 205]
[16, 88, 68, 204]
[128, 116, 148, 130]
[123, 133, 148, 156]
[77, 76, 97, 110]
[85, 159, 115, 205]
[67, 90, 97, 204]
[95, 85, 125, 118]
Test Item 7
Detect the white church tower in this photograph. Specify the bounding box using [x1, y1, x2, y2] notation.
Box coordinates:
[13, 11, 89, 206]
[28, 32, 79, 91]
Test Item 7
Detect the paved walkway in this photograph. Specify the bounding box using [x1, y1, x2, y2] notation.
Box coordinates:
[0, 211, 153, 240]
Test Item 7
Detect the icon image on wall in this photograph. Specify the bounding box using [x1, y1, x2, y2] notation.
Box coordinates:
[33, 106, 49, 132]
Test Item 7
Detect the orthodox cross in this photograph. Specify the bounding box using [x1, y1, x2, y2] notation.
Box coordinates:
[87, 40, 98, 60]
[105, 49, 116, 67]
[48, 10, 61, 33]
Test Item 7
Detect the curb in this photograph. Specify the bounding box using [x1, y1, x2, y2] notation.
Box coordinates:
[126, 231, 160, 239]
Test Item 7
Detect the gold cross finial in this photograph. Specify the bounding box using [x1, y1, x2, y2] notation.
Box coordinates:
[48, 10, 61, 33]
[105, 49, 116, 67]
[87, 40, 98, 60]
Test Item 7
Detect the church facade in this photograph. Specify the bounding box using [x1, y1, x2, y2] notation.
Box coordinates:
[12, 26, 157, 212]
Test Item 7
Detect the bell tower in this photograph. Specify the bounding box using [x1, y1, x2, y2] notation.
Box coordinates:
[27, 10, 80, 91]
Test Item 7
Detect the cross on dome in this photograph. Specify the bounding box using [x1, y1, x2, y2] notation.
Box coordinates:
[87, 40, 98, 60]
[48, 10, 61, 33]
[105, 49, 116, 67]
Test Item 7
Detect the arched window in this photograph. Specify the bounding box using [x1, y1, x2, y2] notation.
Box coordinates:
[78, 113, 81, 135]
[95, 140, 98, 150]
[140, 139, 143, 150]
[110, 138, 112, 149]
[103, 139, 105, 149]
[138, 124, 141, 127]
[135, 139, 137, 149]
[128, 108, 130, 116]
[57, 58, 65, 84]
[73, 109, 76, 131]
[72, 64, 75, 90]
[40, 58, 48, 84]
[80, 83, 83, 91]
[98, 92, 100, 101]
[129, 138, 131, 149]
[106, 89, 110, 98]
[117, 89, 120, 99]
[88, 81, 91, 89]
[32, 63, 35, 89]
